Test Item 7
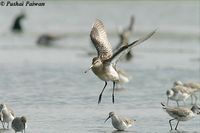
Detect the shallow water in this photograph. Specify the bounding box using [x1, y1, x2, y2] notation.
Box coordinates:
[0, 1, 199, 133]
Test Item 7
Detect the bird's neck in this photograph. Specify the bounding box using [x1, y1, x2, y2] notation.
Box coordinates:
[92, 62, 103, 71]
[112, 115, 120, 122]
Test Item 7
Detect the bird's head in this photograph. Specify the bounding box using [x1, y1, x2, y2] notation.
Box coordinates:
[173, 80, 183, 87]
[84, 57, 102, 73]
[21, 116, 27, 124]
[104, 112, 115, 123]
[166, 89, 174, 98]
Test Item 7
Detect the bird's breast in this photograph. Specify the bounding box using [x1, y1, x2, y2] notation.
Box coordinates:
[92, 64, 119, 81]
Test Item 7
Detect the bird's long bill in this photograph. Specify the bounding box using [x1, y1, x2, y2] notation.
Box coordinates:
[104, 116, 111, 123]
[84, 65, 93, 73]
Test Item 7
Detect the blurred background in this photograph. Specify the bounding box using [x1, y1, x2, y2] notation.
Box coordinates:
[0, 1, 199, 133]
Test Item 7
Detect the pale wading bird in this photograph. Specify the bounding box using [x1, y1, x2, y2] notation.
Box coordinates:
[115, 15, 135, 61]
[85, 19, 156, 104]
[166, 85, 195, 106]
[161, 103, 200, 130]
[104, 112, 135, 131]
[11, 12, 26, 33]
[0, 103, 14, 129]
[12, 116, 27, 133]
[174, 81, 200, 104]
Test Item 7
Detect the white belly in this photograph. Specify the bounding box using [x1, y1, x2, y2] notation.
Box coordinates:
[112, 119, 127, 131]
[92, 65, 119, 81]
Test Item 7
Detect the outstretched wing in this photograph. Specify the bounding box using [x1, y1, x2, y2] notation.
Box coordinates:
[90, 19, 113, 61]
[108, 29, 156, 64]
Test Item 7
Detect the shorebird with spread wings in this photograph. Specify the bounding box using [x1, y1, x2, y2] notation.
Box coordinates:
[85, 19, 156, 104]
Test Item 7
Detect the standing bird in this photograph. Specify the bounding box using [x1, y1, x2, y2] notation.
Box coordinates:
[11, 12, 26, 33]
[104, 112, 135, 131]
[166, 85, 194, 106]
[174, 81, 200, 104]
[85, 19, 156, 104]
[12, 116, 27, 133]
[161, 103, 200, 130]
[0, 103, 15, 129]
[115, 15, 135, 61]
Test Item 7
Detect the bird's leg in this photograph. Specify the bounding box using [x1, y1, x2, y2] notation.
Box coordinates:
[167, 98, 169, 106]
[175, 120, 179, 130]
[176, 101, 179, 107]
[169, 119, 175, 130]
[98, 81, 107, 104]
[112, 82, 116, 104]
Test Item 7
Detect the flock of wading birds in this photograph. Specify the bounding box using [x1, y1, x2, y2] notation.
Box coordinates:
[1, 12, 200, 132]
